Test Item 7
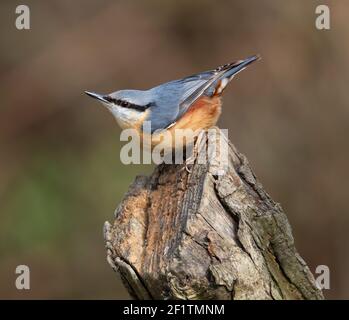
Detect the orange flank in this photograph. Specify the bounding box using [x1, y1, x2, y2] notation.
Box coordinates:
[169, 96, 222, 132]
[142, 96, 222, 151]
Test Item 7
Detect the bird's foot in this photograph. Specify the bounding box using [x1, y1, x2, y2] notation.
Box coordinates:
[182, 130, 207, 173]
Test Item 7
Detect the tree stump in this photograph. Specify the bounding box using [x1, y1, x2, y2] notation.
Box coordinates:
[103, 127, 324, 300]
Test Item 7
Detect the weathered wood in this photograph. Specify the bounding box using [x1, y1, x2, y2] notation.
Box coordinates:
[104, 127, 324, 300]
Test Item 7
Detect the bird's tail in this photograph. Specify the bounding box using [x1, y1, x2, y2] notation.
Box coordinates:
[212, 55, 260, 96]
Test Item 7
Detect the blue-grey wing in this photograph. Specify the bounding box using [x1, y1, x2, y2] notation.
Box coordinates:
[147, 70, 221, 132]
[146, 56, 259, 132]
[176, 56, 259, 120]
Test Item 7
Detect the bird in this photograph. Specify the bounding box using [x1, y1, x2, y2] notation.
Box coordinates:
[85, 55, 260, 155]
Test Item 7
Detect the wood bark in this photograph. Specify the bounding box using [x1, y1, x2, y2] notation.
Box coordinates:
[104, 127, 324, 300]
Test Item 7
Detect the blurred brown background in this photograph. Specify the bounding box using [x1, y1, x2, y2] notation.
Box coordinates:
[0, 0, 348, 299]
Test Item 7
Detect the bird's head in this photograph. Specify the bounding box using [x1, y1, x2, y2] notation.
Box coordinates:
[85, 89, 153, 129]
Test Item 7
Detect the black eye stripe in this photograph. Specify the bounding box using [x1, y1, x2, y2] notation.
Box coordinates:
[103, 96, 151, 112]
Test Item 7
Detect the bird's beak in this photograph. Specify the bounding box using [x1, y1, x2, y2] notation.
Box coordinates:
[84, 91, 109, 103]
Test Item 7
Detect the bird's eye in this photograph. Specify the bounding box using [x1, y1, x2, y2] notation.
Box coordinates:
[118, 100, 128, 108]
[115, 99, 151, 112]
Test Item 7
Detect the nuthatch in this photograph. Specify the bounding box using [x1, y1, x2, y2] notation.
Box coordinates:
[85, 55, 259, 150]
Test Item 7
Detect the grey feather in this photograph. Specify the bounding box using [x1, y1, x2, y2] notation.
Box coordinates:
[145, 55, 259, 132]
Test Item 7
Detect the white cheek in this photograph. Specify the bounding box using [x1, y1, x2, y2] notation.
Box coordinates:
[110, 106, 142, 129]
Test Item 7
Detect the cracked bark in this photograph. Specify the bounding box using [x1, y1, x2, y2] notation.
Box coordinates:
[104, 127, 324, 300]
